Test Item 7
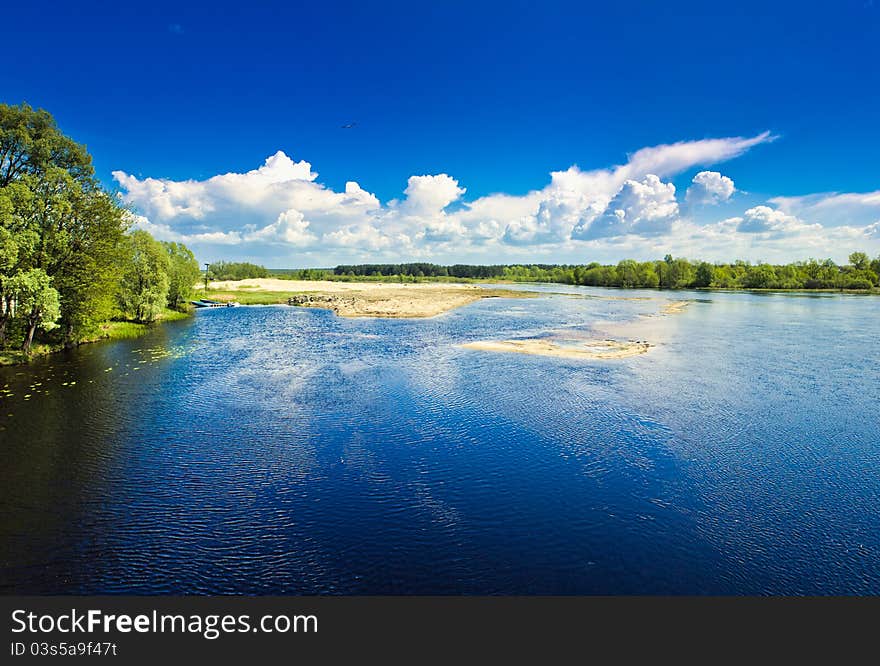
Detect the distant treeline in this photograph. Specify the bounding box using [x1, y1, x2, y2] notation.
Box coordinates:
[1, 103, 201, 358]
[208, 261, 268, 281]
[326, 256, 880, 290]
[334, 263, 555, 279]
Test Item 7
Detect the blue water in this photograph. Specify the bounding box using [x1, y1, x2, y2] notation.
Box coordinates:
[1, 286, 879, 594]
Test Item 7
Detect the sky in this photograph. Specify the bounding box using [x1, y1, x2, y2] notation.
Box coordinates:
[3, 0, 880, 267]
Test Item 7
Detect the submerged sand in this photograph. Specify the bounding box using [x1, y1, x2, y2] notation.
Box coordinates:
[659, 300, 692, 315]
[460, 297, 694, 360]
[461, 338, 651, 359]
[207, 278, 527, 318]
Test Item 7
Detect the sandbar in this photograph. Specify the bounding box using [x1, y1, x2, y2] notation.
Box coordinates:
[460, 338, 651, 359]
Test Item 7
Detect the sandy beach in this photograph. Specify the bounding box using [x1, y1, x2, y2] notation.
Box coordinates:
[206, 278, 527, 318]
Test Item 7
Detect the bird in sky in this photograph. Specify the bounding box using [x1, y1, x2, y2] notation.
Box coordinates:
[340, 122, 357, 129]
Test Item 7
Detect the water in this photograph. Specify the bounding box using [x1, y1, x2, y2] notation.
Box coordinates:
[1, 286, 879, 594]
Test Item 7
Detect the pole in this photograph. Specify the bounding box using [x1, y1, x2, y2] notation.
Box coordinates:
[204, 263, 210, 292]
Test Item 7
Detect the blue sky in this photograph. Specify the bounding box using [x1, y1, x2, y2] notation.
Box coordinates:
[4, 0, 880, 266]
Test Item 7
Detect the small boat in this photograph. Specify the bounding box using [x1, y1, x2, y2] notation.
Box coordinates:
[191, 299, 240, 308]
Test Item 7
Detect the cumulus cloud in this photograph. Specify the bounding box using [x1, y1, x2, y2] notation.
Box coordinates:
[573, 175, 679, 240]
[735, 205, 820, 237]
[113, 131, 879, 264]
[400, 174, 465, 215]
[686, 171, 736, 205]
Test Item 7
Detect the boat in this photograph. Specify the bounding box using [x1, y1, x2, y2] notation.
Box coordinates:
[191, 299, 241, 308]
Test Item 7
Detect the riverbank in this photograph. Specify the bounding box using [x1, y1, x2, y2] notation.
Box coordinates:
[0, 308, 190, 366]
[204, 279, 534, 318]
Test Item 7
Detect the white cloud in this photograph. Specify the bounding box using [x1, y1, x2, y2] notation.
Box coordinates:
[400, 174, 465, 215]
[686, 171, 736, 206]
[245, 209, 317, 246]
[768, 189, 880, 227]
[735, 205, 820, 237]
[572, 175, 679, 240]
[114, 131, 880, 265]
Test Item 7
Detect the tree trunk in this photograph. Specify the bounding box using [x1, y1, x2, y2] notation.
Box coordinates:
[63, 322, 76, 349]
[0, 292, 7, 345]
[22, 313, 38, 354]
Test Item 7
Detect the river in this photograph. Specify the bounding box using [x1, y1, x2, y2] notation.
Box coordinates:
[1, 286, 879, 594]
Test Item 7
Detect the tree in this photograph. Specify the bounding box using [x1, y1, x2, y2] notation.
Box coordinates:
[163, 241, 201, 309]
[849, 252, 869, 271]
[118, 230, 170, 323]
[743, 263, 778, 289]
[9, 268, 60, 353]
[0, 103, 93, 187]
[0, 192, 20, 344]
[667, 258, 696, 288]
[1, 103, 128, 347]
[694, 262, 715, 288]
[616, 259, 640, 287]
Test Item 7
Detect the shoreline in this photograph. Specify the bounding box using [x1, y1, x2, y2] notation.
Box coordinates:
[0, 309, 190, 367]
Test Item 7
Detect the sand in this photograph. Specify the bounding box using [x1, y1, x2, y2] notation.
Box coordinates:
[208, 279, 525, 318]
[659, 300, 692, 315]
[461, 338, 651, 359]
[460, 297, 692, 360]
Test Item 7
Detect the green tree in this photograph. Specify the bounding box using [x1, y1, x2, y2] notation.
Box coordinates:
[616, 259, 640, 287]
[163, 241, 201, 310]
[743, 263, 778, 289]
[694, 262, 715, 288]
[1, 103, 128, 347]
[9, 268, 60, 353]
[637, 262, 659, 288]
[0, 193, 20, 344]
[118, 230, 170, 323]
[0, 103, 93, 187]
[849, 252, 869, 271]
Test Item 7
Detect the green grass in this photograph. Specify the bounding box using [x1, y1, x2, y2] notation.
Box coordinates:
[202, 289, 304, 305]
[159, 307, 191, 321]
[100, 321, 149, 340]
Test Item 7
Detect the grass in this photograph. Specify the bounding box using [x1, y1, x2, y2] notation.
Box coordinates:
[203, 289, 305, 305]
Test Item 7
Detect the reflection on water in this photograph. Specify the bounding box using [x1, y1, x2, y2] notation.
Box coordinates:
[1, 287, 879, 594]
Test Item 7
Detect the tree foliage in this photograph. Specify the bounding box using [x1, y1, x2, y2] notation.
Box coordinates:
[330, 256, 880, 291]
[118, 230, 171, 323]
[208, 261, 267, 281]
[164, 242, 201, 309]
[0, 103, 199, 356]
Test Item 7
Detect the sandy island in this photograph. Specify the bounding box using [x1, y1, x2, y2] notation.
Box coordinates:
[207, 278, 529, 318]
